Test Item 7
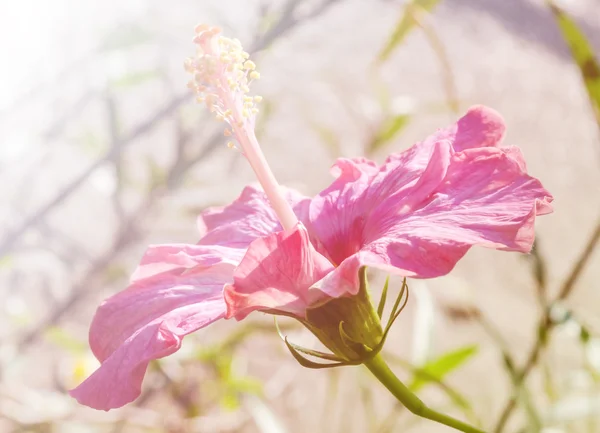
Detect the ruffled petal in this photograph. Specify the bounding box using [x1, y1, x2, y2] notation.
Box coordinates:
[308, 158, 377, 264]
[310, 106, 523, 266]
[70, 244, 239, 410]
[363, 147, 553, 278]
[444, 105, 506, 151]
[198, 185, 311, 248]
[224, 224, 334, 320]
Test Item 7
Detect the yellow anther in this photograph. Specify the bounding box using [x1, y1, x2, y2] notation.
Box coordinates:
[242, 108, 250, 118]
[227, 141, 235, 149]
[215, 114, 225, 121]
[241, 84, 250, 93]
[254, 96, 263, 103]
[249, 71, 260, 80]
[241, 51, 250, 59]
[224, 129, 232, 137]
[243, 60, 256, 70]
[243, 96, 253, 103]
[251, 108, 259, 114]
[196, 96, 205, 103]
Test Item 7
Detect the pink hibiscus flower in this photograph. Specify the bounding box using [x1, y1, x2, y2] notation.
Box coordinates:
[70, 26, 552, 411]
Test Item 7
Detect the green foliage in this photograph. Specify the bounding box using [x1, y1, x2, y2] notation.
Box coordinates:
[311, 123, 342, 158]
[367, 113, 411, 154]
[409, 344, 478, 391]
[378, 0, 442, 63]
[386, 350, 479, 425]
[45, 327, 86, 354]
[549, 1, 600, 124]
[0, 255, 13, 269]
[255, 99, 275, 139]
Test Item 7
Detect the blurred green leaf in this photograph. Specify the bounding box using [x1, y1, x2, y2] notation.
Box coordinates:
[45, 327, 86, 354]
[311, 123, 342, 158]
[527, 239, 548, 302]
[409, 344, 478, 391]
[110, 70, 161, 88]
[385, 352, 480, 425]
[147, 156, 167, 190]
[378, 0, 441, 63]
[220, 392, 241, 411]
[104, 264, 128, 282]
[255, 99, 275, 139]
[549, 1, 600, 124]
[581, 326, 592, 344]
[542, 361, 558, 403]
[229, 377, 263, 395]
[0, 255, 13, 269]
[367, 114, 411, 154]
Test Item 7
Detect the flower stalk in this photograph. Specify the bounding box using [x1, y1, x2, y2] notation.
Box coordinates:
[364, 353, 487, 433]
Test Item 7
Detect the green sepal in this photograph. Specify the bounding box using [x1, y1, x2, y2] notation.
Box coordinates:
[274, 268, 410, 370]
[374, 278, 409, 353]
[338, 321, 373, 354]
[283, 337, 350, 369]
[377, 276, 390, 319]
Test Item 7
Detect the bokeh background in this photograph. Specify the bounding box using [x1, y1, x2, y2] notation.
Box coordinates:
[1, 0, 599, 432]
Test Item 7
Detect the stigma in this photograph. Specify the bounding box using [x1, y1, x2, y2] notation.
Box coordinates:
[184, 24, 262, 143]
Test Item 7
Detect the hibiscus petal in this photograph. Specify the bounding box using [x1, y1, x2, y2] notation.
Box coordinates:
[447, 105, 506, 151]
[364, 147, 553, 278]
[309, 158, 378, 264]
[224, 224, 334, 320]
[198, 185, 311, 248]
[310, 106, 526, 267]
[70, 244, 239, 410]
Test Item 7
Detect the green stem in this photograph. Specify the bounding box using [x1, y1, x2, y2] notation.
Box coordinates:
[364, 353, 487, 433]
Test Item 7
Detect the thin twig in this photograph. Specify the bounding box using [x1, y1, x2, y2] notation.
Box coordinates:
[0, 93, 190, 258]
[0, 0, 338, 260]
[412, 8, 460, 114]
[493, 216, 600, 433]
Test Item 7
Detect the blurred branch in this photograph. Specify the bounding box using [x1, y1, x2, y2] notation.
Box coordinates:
[412, 8, 459, 114]
[493, 216, 600, 433]
[105, 89, 127, 222]
[377, 0, 442, 63]
[43, 90, 98, 140]
[0, 0, 340, 260]
[0, 92, 190, 259]
[556, 218, 600, 301]
[251, 0, 342, 51]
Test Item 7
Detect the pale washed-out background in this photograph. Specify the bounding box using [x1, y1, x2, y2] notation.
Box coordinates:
[1, 0, 599, 432]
